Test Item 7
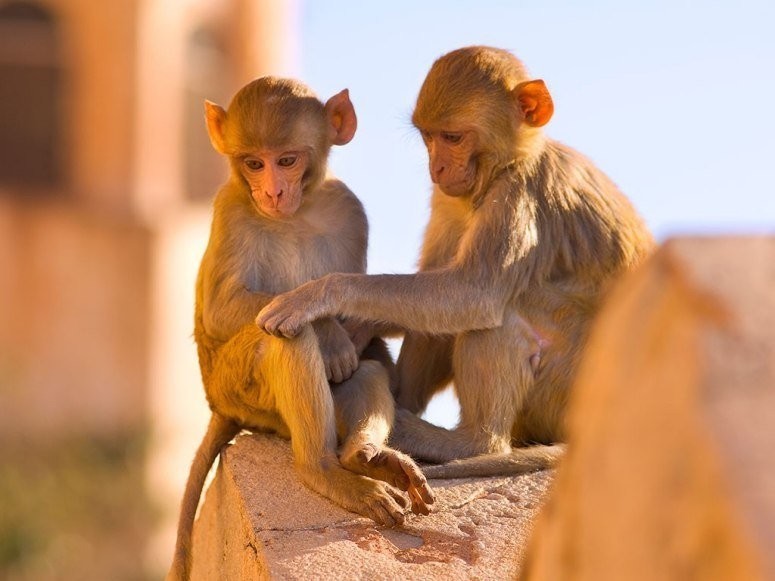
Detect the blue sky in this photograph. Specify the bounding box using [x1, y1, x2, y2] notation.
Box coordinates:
[297, 1, 775, 425]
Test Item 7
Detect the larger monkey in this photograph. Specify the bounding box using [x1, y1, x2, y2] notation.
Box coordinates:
[257, 47, 655, 476]
[168, 78, 433, 580]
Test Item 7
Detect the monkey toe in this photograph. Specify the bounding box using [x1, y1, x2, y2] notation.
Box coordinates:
[370, 486, 407, 527]
[355, 443, 379, 464]
[409, 487, 431, 516]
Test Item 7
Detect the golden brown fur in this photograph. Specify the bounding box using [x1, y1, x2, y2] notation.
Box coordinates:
[257, 47, 654, 477]
[168, 77, 433, 581]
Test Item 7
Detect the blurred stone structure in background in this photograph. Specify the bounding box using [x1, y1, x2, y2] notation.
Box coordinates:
[0, 1, 296, 578]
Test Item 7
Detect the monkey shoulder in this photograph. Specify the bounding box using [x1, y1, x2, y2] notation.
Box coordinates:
[529, 141, 652, 278]
[304, 178, 368, 238]
[315, 178, 366, 216]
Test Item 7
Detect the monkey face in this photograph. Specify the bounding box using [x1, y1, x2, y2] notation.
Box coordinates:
[419, 129, 478, 197]
[240, 149, 309, 218]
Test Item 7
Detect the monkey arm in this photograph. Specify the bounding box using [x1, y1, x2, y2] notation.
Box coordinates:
[257, 263, 518, 339]
[203, 283, 274, 342]
[258, 179, 547, 338]
[341, 319, 404, 353]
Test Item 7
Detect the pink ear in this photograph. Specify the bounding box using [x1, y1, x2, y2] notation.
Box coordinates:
[204, 100, 228, 154]
[513, 80, 554, 128]
[324, 89, 357, 145]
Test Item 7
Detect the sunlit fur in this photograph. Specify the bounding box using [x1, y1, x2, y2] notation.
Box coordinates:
[168, 78, 432, 581]
[256, 47, 655, 478]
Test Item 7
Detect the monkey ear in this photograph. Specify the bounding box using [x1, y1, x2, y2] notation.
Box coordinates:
[324, 89, 358, 145]
[204, 100, 229, 154]
[513, 80, 554, 128]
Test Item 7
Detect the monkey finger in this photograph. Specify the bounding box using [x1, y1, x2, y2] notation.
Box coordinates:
[373, 497, 404, 528]
[407, 470, 435, 506]
[330, 360, 344, 384]
[256, 309, 295, 337]
[277, 318, 303, 338]
[408, 487, 431, 516]
[385, 487, 410, 513]
[409, 473, 435, 507]
[339, 355, 357, 382]
[348, 351, 359, 375]
[390, 452, 434, 505]
[255, 313, 277, 335]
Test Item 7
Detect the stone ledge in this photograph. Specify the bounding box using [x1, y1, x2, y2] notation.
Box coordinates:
[190, 236, 775, 579]
[191, 434, 553, 580]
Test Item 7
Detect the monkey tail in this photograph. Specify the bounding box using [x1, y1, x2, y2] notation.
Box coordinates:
[168, 413, 240, 581]
[421, 444, 565, 479]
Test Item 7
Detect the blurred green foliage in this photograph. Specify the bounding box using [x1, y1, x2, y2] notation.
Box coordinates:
[0, 430, 159, 581]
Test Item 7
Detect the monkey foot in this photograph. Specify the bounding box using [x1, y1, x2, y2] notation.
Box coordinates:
[340, 443, 435, 515]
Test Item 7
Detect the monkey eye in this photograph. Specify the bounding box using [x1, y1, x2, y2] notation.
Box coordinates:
[244, 158, 264, 171]
[441, 132, 463, 144]
[277, 155, 298, 168]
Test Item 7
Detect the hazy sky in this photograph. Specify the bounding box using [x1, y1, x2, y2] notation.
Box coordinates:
[297, 1, 775, 426]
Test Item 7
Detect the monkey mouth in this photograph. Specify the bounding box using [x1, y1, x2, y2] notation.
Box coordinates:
[438, 179, 472, 197]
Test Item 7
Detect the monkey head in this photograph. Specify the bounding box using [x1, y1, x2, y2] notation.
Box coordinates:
[412, 46, 553, 199]
[204, 77, 357, 218]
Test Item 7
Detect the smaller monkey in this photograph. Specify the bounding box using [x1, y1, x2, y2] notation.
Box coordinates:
[168, 78, 433, 581]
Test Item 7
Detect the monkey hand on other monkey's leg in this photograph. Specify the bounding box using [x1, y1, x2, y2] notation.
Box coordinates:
[257, 275, 336, 338]
[313, 318, 359, 384]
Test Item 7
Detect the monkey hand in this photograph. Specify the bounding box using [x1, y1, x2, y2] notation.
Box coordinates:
[257, 277, 333, 337]
[341, 319, 376, 357]
[313, 318, 359, 384]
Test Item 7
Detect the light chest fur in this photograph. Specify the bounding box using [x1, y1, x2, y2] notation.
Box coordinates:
[419, 187, 474, 270]
[234, 182, 366, 294]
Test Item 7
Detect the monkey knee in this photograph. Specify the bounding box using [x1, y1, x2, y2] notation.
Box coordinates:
[354, 359, 389, 385]
[353, 361, 393, 403]
[262, 323, 318, 356]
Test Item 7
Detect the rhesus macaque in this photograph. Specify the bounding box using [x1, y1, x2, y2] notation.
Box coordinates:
[168, 78, 433, 581]
[257, 47, 655, 478]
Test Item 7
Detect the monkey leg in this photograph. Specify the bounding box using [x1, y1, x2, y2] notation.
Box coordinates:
[360, 336, 399, 394]
[202, 325, 290, 437]
[396, 332, 454, 413]
[391, 312, 539, 464]
[333, 360, 435, 515]
[256, 326, 410, 527]
[516, 323, 584, 444]
[452, 310, 539, 456]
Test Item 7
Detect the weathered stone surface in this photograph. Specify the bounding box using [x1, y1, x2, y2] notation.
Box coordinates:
[191, 434, 554, 580]
[523, 237, 775, 581]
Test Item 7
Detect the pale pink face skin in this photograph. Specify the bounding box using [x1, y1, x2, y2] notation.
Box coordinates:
[420, 129, 478, 197]
[240, 149, 309, 218]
